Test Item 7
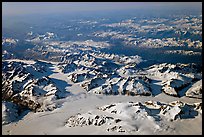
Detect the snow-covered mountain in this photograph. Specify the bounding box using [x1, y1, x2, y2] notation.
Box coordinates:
[2, 60, 70, 114]
[2, 50, 202, 128]
[2, 7, 202, 134]
[65, 100, 202, 133]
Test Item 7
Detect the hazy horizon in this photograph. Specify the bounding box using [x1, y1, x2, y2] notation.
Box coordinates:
[3, 2, 202, 16]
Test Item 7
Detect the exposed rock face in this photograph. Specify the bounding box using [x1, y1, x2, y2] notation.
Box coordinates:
[59, 52, 154, 96]
[88, 76, 151, 96]
[84, 77, 107, 91]
[68, 72, 95, 83]
[147, 63, 202, 98]
[62, 52, 202, 98]
[3, 52, 201, 119]
[2, 38, 18, 46]
[61, 51, 152, 96]
[65, 113, 115, 127]
[2, 101, 20, 125]
[60, 62, 78, 73]
[148, 63, 202, 75]
[60, 52, 121, 74]
[91, 52, 143, 65]
[161, 78, 190, 97]
[164, 50, 201, 56]
[185, 80, 202, 99]
[65, 101, 202, 133]
[60, 53, 81, 63]
[2, 61, 70, 112]
[26, 32, 57, 42]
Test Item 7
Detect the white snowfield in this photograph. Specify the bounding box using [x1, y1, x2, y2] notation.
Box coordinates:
[2, 53, 202, 135]
[65, 100, 201, 133]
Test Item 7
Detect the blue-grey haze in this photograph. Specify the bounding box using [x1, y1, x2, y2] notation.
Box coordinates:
[3, 2, 202, 16]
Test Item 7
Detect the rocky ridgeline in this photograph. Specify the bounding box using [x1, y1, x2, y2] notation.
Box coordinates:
[62, 53, 202, 98]
[65, 101, 202, 133]
[185, 80, 202, 99]
[2, 61, 70, 112]
[60, 52, 144, 73]
[60, 52, 120, 74]
[91, 52, 143, 65]
[148, 63, 202, 75]
[2, 37, 18, 46]
[84, 76, 151, 96]
[60, 52, 151, 96]
[147, 63, 202, 98]
[164, 50, 201, 56]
